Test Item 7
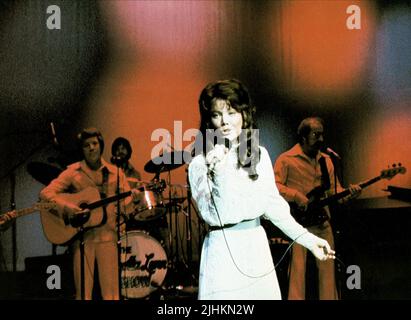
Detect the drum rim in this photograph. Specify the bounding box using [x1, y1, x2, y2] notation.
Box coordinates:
[120, 229, 156, 240]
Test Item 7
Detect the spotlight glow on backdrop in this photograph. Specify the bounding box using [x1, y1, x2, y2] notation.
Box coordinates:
[85, 1, 227, 183]
[270, 0, 376, 102]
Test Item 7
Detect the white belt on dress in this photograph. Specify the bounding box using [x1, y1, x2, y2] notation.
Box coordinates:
[209, 217, 260, 232]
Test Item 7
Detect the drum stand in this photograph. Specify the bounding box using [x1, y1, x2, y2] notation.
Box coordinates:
[162, 170, 188, 291]
[181, 182, 201, 291]
[163, 172, 201, 296]
[164, 170, 178, 286]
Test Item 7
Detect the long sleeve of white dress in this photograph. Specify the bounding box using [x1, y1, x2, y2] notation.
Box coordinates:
[188, 146, 322, 251]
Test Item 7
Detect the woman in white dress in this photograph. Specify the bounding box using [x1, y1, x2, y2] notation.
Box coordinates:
[188, 79, 335, 300]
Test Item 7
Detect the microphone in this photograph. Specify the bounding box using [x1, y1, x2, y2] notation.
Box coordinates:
[207, 138, 230, 176]
[207, 157, 219, 177]
[325, 147, 341, 160]
[50, 122, 58, 147]
[111, 156, 125, 167]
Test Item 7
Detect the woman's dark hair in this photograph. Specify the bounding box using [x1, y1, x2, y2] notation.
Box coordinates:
[77, 127, 105, 155]
[197, 79, 260, 180]
[111, 137, 132, 161]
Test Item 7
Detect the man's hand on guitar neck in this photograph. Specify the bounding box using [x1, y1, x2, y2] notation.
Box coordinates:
[347, 184, 362, 200]
[0, 210, 17, 231]
[339, 184, 362, 204]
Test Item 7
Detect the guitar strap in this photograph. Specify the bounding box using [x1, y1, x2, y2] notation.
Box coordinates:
[319, 156, 331, 191]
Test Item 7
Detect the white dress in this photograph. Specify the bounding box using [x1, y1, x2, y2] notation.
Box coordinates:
[188, 146, 321, 300]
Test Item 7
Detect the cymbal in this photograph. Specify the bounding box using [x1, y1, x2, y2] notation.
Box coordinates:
[27, 162, 62, 185]
[144, 151, 190, 173]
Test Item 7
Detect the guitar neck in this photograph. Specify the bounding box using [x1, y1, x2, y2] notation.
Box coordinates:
[86, 191, 132, 210]
[0, 207, 36, 223]
[14, 207, 39, 219]
[317, 176, 381, 207]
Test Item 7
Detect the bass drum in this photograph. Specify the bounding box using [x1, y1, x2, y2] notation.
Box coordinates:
[120, 231, 167, 299]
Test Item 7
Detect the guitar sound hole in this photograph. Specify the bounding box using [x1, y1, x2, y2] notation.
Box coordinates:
[69, 214, 89, 227]
[69, 202, 90, 227]
[79, 202, 89, 210]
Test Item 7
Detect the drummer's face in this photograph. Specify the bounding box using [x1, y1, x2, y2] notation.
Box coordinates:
[115, 144, 128, 159]
[210, 99, 243, 141]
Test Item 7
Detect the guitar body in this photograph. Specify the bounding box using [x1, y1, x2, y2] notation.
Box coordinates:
[289, 203, 330, 227]
[289, 186, 330, 227]
[40, 187, 105, 245]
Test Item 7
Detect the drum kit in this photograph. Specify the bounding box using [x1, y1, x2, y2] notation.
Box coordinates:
[27, 150, 201, 300]
[118, 150, 199, 299]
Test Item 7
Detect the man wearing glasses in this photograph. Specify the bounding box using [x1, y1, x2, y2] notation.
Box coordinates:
[274, 117, 361, 300]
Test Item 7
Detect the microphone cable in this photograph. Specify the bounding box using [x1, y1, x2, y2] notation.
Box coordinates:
[206, 176, 308, 279]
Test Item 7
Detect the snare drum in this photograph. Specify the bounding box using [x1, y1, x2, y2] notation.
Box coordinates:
[133, 189, 167, 221]
[120, 231, 168, 299]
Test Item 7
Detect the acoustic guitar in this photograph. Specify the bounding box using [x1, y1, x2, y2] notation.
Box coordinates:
[39, 186, 133, 245]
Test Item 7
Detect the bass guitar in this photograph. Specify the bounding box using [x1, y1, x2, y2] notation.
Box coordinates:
[290, 164, 406, 227]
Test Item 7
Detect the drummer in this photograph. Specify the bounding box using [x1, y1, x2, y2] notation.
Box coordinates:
[111, 137, 142, 189]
